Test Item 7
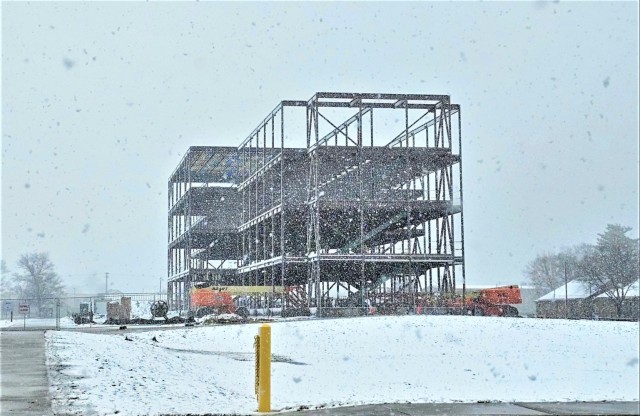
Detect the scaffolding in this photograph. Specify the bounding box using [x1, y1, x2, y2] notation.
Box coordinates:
[167, 93, 465, 312]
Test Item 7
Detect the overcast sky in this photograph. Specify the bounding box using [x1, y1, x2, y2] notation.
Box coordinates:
[1, 1, 638, 294]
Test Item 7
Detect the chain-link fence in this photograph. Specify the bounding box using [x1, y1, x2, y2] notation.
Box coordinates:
[0, 293, 166, 330]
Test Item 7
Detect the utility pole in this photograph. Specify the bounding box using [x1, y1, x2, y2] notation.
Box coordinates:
[105, 272, 109, 296]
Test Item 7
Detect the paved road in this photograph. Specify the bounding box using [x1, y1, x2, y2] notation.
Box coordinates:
[1, 328, 638, 416]
[0, 330, 52, 415]
[277, 401, 640, 415]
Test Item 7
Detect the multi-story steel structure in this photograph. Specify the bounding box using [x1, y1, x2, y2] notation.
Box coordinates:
[167, 93, 465, 312]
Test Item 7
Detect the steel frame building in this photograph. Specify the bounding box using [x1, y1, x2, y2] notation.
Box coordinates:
[167, 92, 465, 312]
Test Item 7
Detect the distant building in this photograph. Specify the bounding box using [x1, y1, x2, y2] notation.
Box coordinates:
[536, 279, 639, 320]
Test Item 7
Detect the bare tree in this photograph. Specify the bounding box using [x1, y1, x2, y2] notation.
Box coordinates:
[524, 245, 589, 298]
[578, 224, 639, 317]
[525, 252, 563, 297]
[13, 252, 65, 317]
[1, 260, 17, 298]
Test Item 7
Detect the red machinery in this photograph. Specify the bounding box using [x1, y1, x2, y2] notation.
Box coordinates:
[190, 283, 284, 318]
[191, 286, 236, 316]
[399, 285, 523, 317]
[462, 285, 522, 317]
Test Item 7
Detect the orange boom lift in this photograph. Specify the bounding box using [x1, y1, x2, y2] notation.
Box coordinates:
[462, 285, 522, 316]
[190, 283, 285, 318]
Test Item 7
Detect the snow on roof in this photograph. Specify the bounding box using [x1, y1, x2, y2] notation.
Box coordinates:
[538, 279, 597, 301]
[596, 280, 640, 298]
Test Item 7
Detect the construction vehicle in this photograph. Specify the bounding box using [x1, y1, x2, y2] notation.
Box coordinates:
[374, 285, 522, 317]
[462, 285, 522, 317]
[190, 283, 284, 318]
[191, 284, 237, 317]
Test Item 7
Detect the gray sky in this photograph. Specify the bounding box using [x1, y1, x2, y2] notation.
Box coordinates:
[2, 1, 638, 294]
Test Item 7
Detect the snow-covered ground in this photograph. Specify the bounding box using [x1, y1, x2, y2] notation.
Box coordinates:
[130, 300, 154, 319]
[1, 316, 79, 329]
[45, 316, 639, 415]
[0, 319, 16, 328]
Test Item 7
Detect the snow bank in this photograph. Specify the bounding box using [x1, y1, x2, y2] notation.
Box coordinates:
[0, 319, 16, 328]
[46, 315, 639, 415]
[2, 317, 79, 328]
[197, 313, 244, 324]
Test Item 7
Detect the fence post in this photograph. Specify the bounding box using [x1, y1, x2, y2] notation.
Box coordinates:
[255, 324, 271, 412]
[56, 298, 61, 331]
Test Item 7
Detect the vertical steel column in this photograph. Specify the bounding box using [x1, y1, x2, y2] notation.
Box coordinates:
[458, 107, 466, 304]
[358, 104, 365, 306]
[255, 134, 259, 285]
[404, 102, 412, 263]
[168, 180, 172, 285]
[271, 116, 276, 298]
[435, 139, 442, 292]
[450, 110, 456, 293]
[177, 281, 181, 312]
[280, 108, 286, 308]
[263, 126, 267, 267]
[445, 98, 456, 293]
[249, 138, 253, 271]
[168, 180, 172, 289]
[370, 107, 374, 147]
[313, 101, 321, 308]
[186, 151, 192, 311]
[305, 104, 314, 308]
[241, 143, 246, 286]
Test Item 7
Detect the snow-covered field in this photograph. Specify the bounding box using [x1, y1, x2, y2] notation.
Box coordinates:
[45, 316, 639, 415]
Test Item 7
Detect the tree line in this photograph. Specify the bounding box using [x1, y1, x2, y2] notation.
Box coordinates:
[1, 253, 65, 316]
[525, 224, 639, 317]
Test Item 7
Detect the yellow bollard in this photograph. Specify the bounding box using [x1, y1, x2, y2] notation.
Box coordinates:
[254, 335, 260, 399]
[258, 324, 271, 412]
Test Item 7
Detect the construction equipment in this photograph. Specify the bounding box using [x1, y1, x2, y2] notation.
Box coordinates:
[374, 285, 522, 317]
[150, 300, 169, 318]
[190, 283, 285, 318]
[191, 284, 236, 317]
[72, 302, 94, 324]
[463, 285, 522, 317]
